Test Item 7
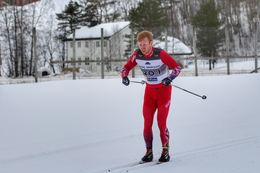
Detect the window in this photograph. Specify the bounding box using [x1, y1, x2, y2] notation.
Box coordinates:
[104, 57, 109, 65]
[96, 41, 100, 47]
[78, 58, 81, 65]
[85, 41, 89, 48]
[96, 58, 100, 65]
[85, 57, 90, 65]
[77, 41, 81, 48]
[104, 40, 107, 47]
[70, 42, 73, 48]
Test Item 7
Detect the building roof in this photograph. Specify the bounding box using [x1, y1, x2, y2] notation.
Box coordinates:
[0, 0, 39, 6]
[68, 21, 130, 40]
[153, 36, 193, 55]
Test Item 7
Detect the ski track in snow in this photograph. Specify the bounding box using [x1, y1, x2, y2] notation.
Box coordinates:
[0, 74, 260, 173]
[88, 135, 260, 173]
[0, 134, 139, 164]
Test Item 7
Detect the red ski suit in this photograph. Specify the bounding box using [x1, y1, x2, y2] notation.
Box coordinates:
[121, 47, 181, 149]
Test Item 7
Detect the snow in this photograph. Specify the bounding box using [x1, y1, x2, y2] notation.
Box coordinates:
[154, 36, 192, 55]
[0, 73, 260, 173]
[51, 0, 71, 13]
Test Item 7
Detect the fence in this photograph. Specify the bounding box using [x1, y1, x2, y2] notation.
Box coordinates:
[180, 56, 259, 76]
[50, 55, 259, 80]
[1, 55, 258, 85]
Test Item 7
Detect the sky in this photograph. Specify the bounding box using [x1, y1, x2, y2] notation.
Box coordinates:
[0, 73, 259, 173]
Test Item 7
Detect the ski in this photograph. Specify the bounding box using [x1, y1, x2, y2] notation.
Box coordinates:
[106, 161, 140, 172]
[104, 159, 171, 172]
[106, 160, 155, 172]
[123, 161, 170, 172]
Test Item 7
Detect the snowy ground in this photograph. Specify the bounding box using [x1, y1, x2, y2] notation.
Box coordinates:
[0, 74, 260, 173]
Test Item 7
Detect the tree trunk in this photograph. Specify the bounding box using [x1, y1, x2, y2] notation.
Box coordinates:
[4, 11, 14, 77]
[19, 6, 24, 77]
[50, 53, 56, 74]
[29, 3, 37, 76]
[29, 35, 34, 75]
[14, 6, 19, 78]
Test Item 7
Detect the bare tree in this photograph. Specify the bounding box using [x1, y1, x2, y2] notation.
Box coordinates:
[29, 0, 51, 76]
[118, 0, 139, 20]
[1, 6, 14, 77]
[42, 17, 62, 74]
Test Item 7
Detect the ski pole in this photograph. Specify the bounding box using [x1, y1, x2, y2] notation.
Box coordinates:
[130, 80, 207, 100]
[172, 84, 207, 100]
[130, 80, 146, 85]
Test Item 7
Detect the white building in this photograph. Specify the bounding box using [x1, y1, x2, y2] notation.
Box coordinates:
[153, 36, 193, 68]
[65, 21, 194, 73]
[65, 21, 130, 72]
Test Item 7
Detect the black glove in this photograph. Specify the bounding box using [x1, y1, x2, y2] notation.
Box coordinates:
[122, 76, 130, 86]
[162, 77, 172, 86]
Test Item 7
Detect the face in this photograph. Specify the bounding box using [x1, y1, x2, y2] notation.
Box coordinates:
[137, 37, 153, 55]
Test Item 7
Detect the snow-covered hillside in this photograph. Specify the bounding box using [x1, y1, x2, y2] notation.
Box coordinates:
[0, 74, 260, 173]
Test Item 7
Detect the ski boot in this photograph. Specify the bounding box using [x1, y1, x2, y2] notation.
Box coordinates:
[158, 145, 170, 162]
[141, 148, 153, 162]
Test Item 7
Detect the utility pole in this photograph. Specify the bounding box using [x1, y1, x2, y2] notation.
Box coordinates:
[225, 25, 230, 75]
[254, 0, 259, 73]
[225, 3, 230, 75]
[72, 29, 76, 80]
[101, 28, 104, 79]
[193, 26, 198, 76]
[33, 27, 38, 82]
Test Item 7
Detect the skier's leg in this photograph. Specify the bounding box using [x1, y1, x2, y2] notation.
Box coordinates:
[143, 86, 157, 150]
[157, 86, 172, 162]
[157, 85, 172, 147]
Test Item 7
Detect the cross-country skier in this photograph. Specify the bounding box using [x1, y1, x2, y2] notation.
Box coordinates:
[121, 31, 181, 162]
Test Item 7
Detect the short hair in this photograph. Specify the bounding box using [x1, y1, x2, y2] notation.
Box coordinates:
[136, 31, 153, 42]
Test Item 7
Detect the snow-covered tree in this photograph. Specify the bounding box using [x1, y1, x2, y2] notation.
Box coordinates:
[192, 0, 224, 70]
[128, 0, 168, 37]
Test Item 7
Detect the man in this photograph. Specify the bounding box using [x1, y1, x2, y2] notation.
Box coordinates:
[121, 31, 181, 162]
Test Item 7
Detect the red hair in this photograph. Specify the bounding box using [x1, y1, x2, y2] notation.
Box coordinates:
[137, 31, 153, 42]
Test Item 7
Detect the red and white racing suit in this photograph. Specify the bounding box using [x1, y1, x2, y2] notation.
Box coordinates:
[121, 47, 181, 149]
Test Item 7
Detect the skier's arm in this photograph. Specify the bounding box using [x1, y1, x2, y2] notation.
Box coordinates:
[121, 51, 138, 78]
[160, 50, 181, 81]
